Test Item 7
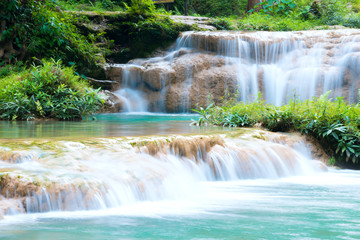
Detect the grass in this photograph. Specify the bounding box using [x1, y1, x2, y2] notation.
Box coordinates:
[238, 13, 318, 31]
[207, 0, 360, 31]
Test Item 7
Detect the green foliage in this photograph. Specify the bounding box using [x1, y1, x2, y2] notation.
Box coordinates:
[0, 60, 103, 120]
[0, 61, 25, 78]
[238, 13, 316, 31]
[329, 157, 336, 165]
[250, 0, 297, 16]
[124, 0, 156, 17]
[1, 0, 106, 77]
[184, 0, 247, 17]
[107, 13, 193, 62]
[262, 108, 295, 131]
[192, 103, 214, 126]
[349, 0, 360, 12]
[343, 13, 360, 28]
[245, 0, 360, 30]
[194, 92, 360, 166]
[316, 0, 347, 25]
[210, 18, 236, 30]
[57, 0, 128, 11]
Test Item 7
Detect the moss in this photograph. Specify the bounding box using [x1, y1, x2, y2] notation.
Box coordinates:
[71, 11, 196, 63]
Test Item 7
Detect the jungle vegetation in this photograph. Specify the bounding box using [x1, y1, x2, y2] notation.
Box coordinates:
[1, 0, 360, 121]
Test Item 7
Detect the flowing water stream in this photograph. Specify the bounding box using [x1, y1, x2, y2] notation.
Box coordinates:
[1, 29, 360, 239]
[108, 29, 360, 112]
[0, 117, 359, 239]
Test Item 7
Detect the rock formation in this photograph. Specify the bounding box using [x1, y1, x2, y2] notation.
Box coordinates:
[106, 30, 360, 112]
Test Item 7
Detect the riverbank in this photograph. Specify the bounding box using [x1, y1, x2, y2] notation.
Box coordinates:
[193, 93, 360, 168]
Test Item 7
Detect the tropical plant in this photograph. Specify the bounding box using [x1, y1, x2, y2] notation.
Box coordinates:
[210, 18, 236, 30]
[193, 92, 360, 166]
[249, 0, 297, 16]
[0, 59, 103, 120]
[124, 0, 156, 16]
[0, 0, 106, 77]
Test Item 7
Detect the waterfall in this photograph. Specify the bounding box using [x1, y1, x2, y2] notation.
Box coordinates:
[0, 133, 327, 215]
[106, 29, 360, 112]
[111, 64, 148, 112]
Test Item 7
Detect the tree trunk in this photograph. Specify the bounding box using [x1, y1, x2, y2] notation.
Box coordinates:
[185, 0, 188, 16]
[246, 0, 262, 12]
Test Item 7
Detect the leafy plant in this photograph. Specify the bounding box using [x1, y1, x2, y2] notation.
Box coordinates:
[210, 18, 236, 30]
[249, 0, 297, 16]
[0, 59, 103, 120]
[238, 13, 316, 31]
[192, 103, 214, 126]
[0, 0, 106, 77]
[193, 92, 360, 166]
[124, 0, 156, 17]
[175, 0, 246, 17]
[329, 157, 336, 166]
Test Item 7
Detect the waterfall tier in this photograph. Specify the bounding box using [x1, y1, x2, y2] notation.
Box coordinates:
[107, 29, 360, 112]
[0, 131, 327, 216]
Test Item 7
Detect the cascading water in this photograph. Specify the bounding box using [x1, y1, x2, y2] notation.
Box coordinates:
[2, 30, 360, 239]
[112, 65, 148, 112]
[106, 29, 360, 112]
[0, 132, 326, 215]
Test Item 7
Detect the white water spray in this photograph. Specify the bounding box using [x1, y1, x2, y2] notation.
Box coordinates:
[107, 30, 360, 111]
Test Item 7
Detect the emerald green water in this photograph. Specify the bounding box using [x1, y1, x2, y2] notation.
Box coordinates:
[1, 171, 359, 240]
[0, 113, 359, 240]
[0, 113, 204, 138]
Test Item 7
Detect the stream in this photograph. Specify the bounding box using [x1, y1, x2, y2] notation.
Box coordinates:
[1, 29, 360, 239]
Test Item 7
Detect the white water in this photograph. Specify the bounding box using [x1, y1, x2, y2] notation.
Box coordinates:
[107, 30, 360, 112]
[114, 88, 148, 112]
[0, 134, 326, 215]
[112, 65, 149, 112]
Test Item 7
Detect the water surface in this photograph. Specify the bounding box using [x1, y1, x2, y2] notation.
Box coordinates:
[0, 113, 209, 139]
[1, 170, 359, 240]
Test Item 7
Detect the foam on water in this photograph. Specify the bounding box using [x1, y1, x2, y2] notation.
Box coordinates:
[0, 133, 327, 216]
[107, 30, 360, 112]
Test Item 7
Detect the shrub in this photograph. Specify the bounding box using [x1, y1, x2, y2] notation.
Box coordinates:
[107, 13, 194, 62]
[317, 0, 347, 25]
[249, 0, 297, 16]
[238, 13, 316, 31]
[343, 13, 360, 28]
[0, 60, 103, 120]
[124, 0, 156, 17]
[210, 18, 236, 30]
[0, 0, 106, 78]
[0, 61, 25, 78]
[174, 0, 247, 17]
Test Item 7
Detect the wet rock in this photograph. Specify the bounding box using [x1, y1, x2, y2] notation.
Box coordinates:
[0, 150, 37, 164]
[170, 16, 216, 31]
[99, 90, 123, 113]
[0, 174, 40, 198]
[0, 197, 24, 215]
[304, 135, 331, 165]
[107, 65, 145, 90]
[165, 86, 182, 112]
[143, 64, 175, 91]
[138, 135, 225, 162]
[105, 65, 123, 83]
[106, 29, 360, 112]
